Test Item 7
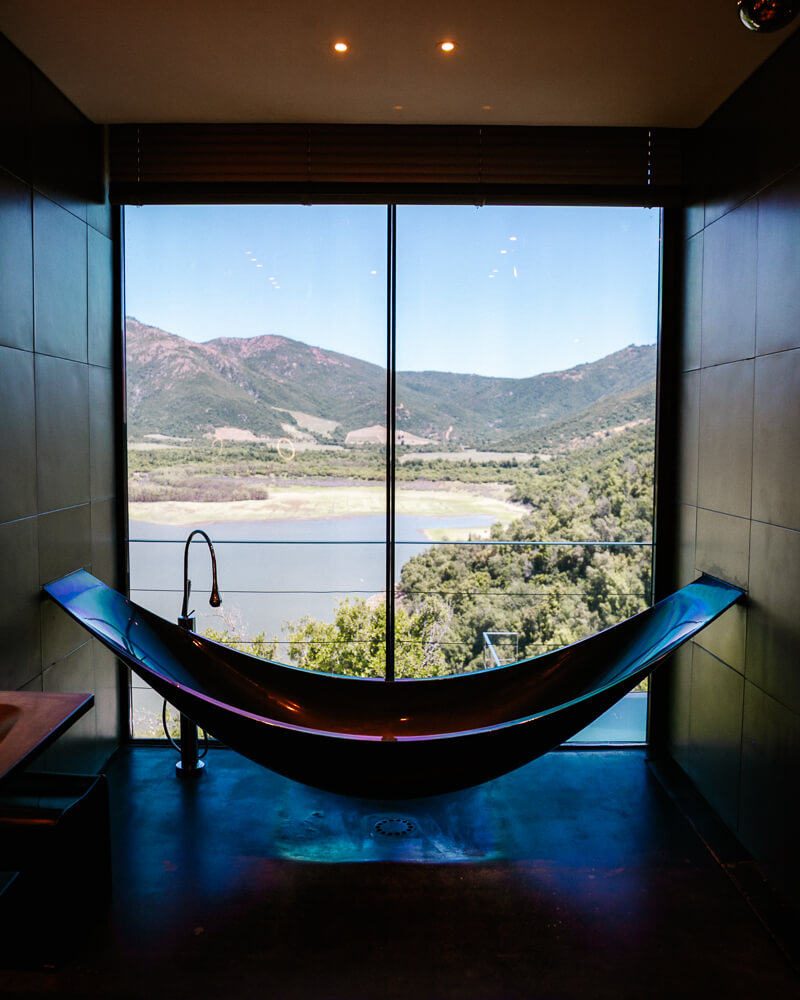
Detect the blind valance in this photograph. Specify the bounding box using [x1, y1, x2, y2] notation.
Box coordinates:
[109, 123, 682, 206]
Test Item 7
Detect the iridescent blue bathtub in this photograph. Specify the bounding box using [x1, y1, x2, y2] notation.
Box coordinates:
[45, 571, 742, 798]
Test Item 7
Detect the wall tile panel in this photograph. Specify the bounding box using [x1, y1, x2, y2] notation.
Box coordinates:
[20, 674, 43, 693]
[0, 168, 33, 350]
[94, 642, 122, 754]
[88, 227, 114, 367]
[677, 371, 699, 506]
[751, 348, 800, 532]
[37, 502, 91, 586]
[693, 602, 746, 677]
[695, 508, 750, 591]
[89, 365, 115, 501]
[0, 344, 37, 522]
[676, 503, 697, 588]
[35, 353, 90, 513]
[39, 641, 97, 773]
[746, 520, 800, 716]
[756, 167, 800, 357]
[664, 642, 693, 771]
[687, 646, 744, 832]
[681, 231, 702, 372]
[0, 516, 41, 690]
[40, 595, 90, 672]
[696, 360, 753, 519]
[33, 193, 87, 362]
[700, 201, 757, 367]
[90, 498, 116, 586]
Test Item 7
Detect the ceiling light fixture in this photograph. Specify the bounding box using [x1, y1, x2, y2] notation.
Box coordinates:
[333, 41, 349, 53]
[438, 40, 456, 53]
[738, 0, 798, 31]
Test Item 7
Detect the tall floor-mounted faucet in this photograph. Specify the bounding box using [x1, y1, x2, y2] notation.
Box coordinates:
[174, 529, 222, 779]
[179, 528, 222, 628]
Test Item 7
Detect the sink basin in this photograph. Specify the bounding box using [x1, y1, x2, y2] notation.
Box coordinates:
[0, 692, 93, 784]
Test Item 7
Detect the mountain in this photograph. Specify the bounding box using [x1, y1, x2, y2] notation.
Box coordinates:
[125, 317, 656, 446]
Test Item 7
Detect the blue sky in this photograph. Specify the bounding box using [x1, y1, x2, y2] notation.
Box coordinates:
[124, 204, 660, 378]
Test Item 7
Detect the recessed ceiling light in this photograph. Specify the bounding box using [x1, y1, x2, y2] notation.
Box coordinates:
[438, 40, 456, 53]
[333, 41, 349, 53]
[393, 104, 404, 111]
[482, 105, 492, 111]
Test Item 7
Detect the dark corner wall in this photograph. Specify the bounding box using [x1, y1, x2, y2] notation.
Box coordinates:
[0, 33, 122, 772]
[663, 29, 800, 907]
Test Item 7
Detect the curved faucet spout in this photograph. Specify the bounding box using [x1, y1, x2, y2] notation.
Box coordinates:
[180, 529, 222, 624]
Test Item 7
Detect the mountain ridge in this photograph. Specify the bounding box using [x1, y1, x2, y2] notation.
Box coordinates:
[126, 317, 656, 446]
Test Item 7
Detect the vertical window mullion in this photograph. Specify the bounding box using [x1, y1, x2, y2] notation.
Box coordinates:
[385, 205, 397, 681]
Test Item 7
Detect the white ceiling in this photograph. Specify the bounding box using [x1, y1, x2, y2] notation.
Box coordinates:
[0, 0, 796, 128]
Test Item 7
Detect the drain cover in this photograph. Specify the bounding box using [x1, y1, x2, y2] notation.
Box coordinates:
[374, 817, 416, 837]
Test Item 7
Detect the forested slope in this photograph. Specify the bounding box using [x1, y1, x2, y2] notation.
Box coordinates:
[281, 423, 655, 677]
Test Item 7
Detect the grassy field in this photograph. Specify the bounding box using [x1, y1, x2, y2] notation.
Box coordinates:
[129, 483, 527, 526]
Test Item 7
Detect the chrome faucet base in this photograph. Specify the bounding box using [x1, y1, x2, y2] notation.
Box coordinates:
[175, 758, 205, 779]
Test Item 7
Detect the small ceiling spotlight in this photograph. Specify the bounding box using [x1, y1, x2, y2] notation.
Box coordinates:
[738, 1, 798, 31]
[333, 41, 349, 53]
[438, 40, 456, 53]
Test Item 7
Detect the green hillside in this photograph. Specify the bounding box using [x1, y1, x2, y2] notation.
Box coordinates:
[494, 380, 655, 452]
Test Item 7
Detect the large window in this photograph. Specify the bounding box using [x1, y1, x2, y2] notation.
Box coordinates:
[124, 204, 660, 742]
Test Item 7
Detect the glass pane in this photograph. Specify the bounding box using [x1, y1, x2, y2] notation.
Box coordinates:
[125, 205, 387, 736]
[395, 206, 659, 742]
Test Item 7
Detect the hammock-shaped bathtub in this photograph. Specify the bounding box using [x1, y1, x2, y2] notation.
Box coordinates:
[45, 570, 742, 798]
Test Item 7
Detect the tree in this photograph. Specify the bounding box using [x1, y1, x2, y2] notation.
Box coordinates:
[286, 594, 453, 678]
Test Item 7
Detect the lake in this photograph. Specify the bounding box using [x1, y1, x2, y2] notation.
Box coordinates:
[129, 512, 496, 641]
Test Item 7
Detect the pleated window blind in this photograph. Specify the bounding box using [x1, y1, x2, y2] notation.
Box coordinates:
[109, 124, 682, 206]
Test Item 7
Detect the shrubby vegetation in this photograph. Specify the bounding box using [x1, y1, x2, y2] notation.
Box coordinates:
[128, 441, 535, 498]
[399, 424, 654, 672]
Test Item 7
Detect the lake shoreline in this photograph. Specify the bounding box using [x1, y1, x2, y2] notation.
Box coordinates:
[129, 484, 528, 528]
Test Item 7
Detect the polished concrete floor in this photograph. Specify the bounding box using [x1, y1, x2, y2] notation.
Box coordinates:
[3, 747, 798, 998]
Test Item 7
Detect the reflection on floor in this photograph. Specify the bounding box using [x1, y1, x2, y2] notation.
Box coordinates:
[3, 748, 797, 998]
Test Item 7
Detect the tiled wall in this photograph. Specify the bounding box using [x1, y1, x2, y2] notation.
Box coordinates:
[0, 34, 121, 772]
[665, 30, 800, 906]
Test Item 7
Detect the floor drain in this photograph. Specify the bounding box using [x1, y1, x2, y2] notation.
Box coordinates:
[374, 817, 416, 837]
